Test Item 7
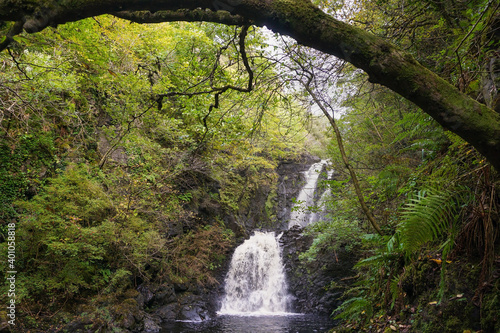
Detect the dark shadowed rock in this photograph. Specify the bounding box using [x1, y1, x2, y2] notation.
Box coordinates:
[153, 284, 176, 305]
[177, 293, 211, 321]
[154, 303, 178, 321]
[280, 226, 359, 314]
[137, 284, 155, 307]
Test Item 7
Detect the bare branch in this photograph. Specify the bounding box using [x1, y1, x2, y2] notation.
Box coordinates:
[99, 103, 155, 169]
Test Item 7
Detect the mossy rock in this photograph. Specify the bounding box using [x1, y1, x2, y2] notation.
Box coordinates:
[111, 298, 140, 327]
[122, 289, 139, 299]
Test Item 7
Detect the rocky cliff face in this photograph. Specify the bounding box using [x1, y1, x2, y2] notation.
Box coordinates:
[280, 226, 359, 315]
[219, 153, 321, 237]
[275, 155, 322, 230]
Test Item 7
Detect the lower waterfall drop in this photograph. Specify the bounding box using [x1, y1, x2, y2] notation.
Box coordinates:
[218, 231, 291, 315]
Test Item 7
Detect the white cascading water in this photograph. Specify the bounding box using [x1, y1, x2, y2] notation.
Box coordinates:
[218, 231, 290, 315]
[288, 160, 328, 229]
[310, 167, 334, 225]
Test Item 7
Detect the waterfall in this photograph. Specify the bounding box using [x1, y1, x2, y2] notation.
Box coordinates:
[219, 231, 291, 315]
[218, 161, 331, 317]
[288, 160, 328, 229]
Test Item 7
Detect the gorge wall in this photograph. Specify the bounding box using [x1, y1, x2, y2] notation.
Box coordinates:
[61, 154, 356, 332]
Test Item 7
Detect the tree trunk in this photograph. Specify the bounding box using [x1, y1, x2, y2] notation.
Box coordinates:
[304, 83, 383, 235]
[1, 0, 500, 170]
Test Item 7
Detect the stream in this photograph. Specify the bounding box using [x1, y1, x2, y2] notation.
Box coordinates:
[161, 314, 335, 332]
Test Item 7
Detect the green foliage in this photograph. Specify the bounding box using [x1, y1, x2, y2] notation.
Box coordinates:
[399, 188, 472, 255]
[18, 164, 114, 224]
[0, 133, 57, 220]
[2, 165, 115, 306]
[334, 296, 373, 323]
[0, 0, 496, 330]
[300, 217, 363, 262]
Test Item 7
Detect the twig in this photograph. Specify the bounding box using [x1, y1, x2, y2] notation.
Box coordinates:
[454, 0, 495, 89]
[98, 103, 155, 169]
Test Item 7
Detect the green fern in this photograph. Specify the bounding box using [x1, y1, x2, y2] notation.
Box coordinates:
[389, 275, 402, 310]
[355, 252, 399, 268]
[399, 188, 471, 255]
[334, 296, 373, 322]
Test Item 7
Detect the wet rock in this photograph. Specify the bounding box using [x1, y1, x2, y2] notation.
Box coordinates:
[141, 315, 161, 332]
[137, 284, 155, 307]
[177, 293, 211, 322]
[154, 303, 178, 321]
[173, 282, 189, 293]
[275, 155, 322, 230]
[153, 284, 176, 305]
[178, 306, 206, 322]
[136, 293, 145, 308]
[112, 298, 140, 330]
[280, 227, 359, 314]
[120, 311, 136, 330]
[62, 315, 114, 333]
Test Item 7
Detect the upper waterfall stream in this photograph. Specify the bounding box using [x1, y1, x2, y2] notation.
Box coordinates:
[288, 160, 328, 229]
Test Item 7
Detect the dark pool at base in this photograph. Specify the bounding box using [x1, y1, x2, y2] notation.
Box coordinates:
[160, 314, 336, 333]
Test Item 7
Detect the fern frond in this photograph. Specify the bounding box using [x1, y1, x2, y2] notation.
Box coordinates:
[399, 188, 471, 254]
[389, 275, 402, 310]
[387, 231, 403, 253]
[334, 297, 373, 321]
[355, 252, 399, 268]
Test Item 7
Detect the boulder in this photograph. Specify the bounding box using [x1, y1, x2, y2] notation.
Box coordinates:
[141, 315, 161, 332]
[154, 303, 177, 321]
[176, 293, 211, 322]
